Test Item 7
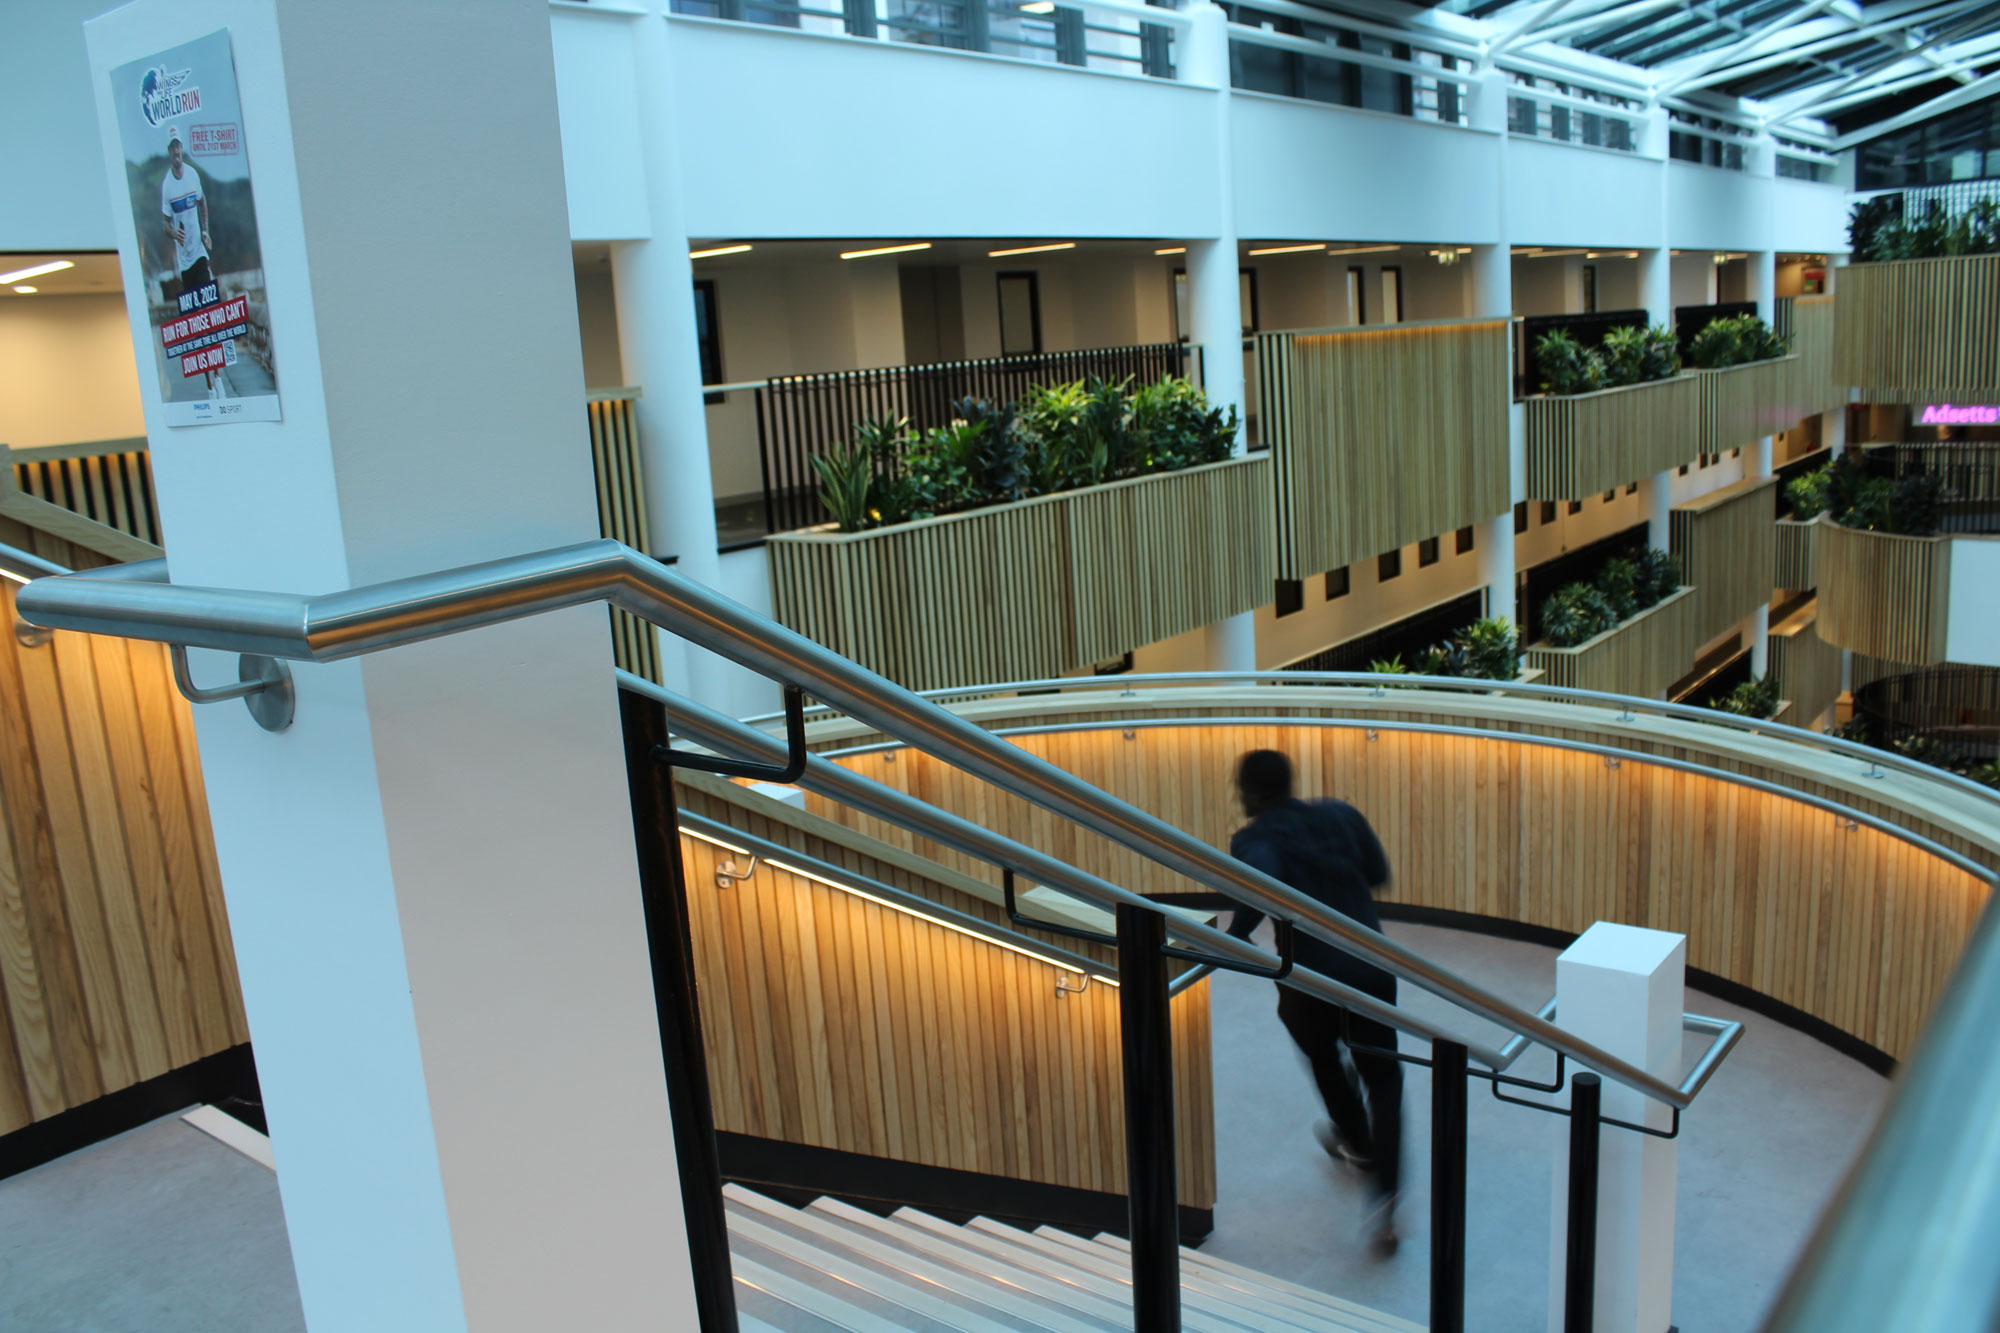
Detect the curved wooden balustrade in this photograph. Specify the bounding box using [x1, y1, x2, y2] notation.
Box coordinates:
[1672, 475, 1778, 645]
[1834, 255, 2000, 398]
[797, 684, 2000, 1062]
[1524, 375, 1702, 501]
[1775, 517, 1817, 590]
[1814, 518, 1952, 664]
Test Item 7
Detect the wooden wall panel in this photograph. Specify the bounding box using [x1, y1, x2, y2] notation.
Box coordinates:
[1815, 519, 1952, 665]
[1771, 612, 1844, 727]
[1834, 255, 2000, 398]
[1672, 476, 1778, 645]
[676, 778, 1216, 1207]
[810, 709, 1994, 1061]
[1788, 296, 1842, 419]
[0, 515, 246, 1138]
[1775, 518, 1818, 591]
[1526, 587, 1701, 700]
[1264, 319, 1511, 579]
[1701, 357, 1803, 455]
[769, 457, 1268, 691]
[1524, 374, 1702, 501]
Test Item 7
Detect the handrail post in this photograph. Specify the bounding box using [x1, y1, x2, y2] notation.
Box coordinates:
[619, 690, 739, 1333]
[1431, 1039, 1470, 1333]
[1564, 1073, 1603, 1333]
[1116, 903, 1181, 1331]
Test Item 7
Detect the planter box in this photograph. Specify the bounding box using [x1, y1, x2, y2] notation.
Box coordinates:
[1699, 355, 1802, 455]
[1835, 255, 2000, 397]
[1524, 374, 1702, 500]
[1775, 517, 1818, 590]
[1671, 475, 1778, 645]
[1814, 517, 1953, 665]
[1525, 586, 1700, 701]
[768, 455, 1272, 692]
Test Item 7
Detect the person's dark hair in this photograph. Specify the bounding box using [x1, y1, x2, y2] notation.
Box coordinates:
[1235, 749, 1294, 814]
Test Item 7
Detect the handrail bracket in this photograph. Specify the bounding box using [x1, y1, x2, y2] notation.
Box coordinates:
[170, 644, 295, 733]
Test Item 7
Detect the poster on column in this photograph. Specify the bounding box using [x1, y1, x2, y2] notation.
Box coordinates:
[110, 29, 281, 426]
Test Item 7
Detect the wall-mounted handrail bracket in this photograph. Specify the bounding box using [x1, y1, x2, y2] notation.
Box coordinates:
[170, 644, 294, 733]
[655, 684, 808, 782]
[714, 856, 760, 889]
[1162, 918, 1297, 980]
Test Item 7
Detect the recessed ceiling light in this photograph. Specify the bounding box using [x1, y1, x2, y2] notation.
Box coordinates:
[840, 242, 932, 260]
[1155, 246, 1186, 255]
[12, 286, 37, 294]
[1247, 243, 1326, 256]
[688, 243, 752, 259]
[1021, 2, 1056, 11]
[0, 260, 74, 285]
[1324, 244, 1401, 257]
[989, 242, 1075, 257]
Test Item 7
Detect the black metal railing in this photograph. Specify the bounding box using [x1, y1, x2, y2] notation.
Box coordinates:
[1852, 667, 2000, 766]
[1878, 442, 2000, 535]
[756, 342, 1191, 534]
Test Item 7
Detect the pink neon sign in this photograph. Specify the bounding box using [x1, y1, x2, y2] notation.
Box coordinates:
[1919, 403, 2000, 425]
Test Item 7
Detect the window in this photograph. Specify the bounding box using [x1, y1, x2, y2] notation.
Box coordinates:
[1347, 266, 1367, 326]
[1381, 267, 1403, 324]
[997, 272, 1041, 355]
[1540, 501, 1557, 525]
[1514, 501, 1529, 534]
[1325, 566, 1350, 599]
[694, 280, 724, 405]
[1379, 548, 1402, 581]
[1456, 525, 1475, 554]
[1093, 652, 1134, 675]
[1275, 579, 1305, 616]
[1581, 265, 1597, 314]
[1568, 500, 1584, 515]
[1603, 489, 1616, 503]
[1418, 536, 1440, 567]
[1626, 482, 1638, 495]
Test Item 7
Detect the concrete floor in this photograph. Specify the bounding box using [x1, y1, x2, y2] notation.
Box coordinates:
[0, 923, 1885, 1332]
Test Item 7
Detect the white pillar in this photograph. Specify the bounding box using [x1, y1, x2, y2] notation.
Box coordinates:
[614, 6, 727, 703]
[1478, 511, 1516, 625]
[1750, 604, 1771, 675]
[1638, 474, 1672, 551]
[1549, 923, 1686, 1333]
[1470, 241, 1517, 625]
[1203, 614, 1257, 673]
[1182, 2, 1243, 432]
[1637, 246, 1677, 549]
[1824, 406, 1847, 458]
[84, 3, 698, 1330]
[1750, 248, 1776, 324]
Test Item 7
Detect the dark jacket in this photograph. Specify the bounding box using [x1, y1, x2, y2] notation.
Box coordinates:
[1227, 797, 1394, 991]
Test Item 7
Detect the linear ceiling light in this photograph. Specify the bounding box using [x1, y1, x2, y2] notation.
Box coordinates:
[12, 286, 37, 295]
[0, 259, 75, 284]
[840, 242, 932, 260]
[989, 242, 1075, 257]
[1247, 242, 1326, 256]
[1021, 2, 1057, 12]
[1529, 248, 1590, 258]
[688, 243, 752, 259]
[1324, 244, 1401, 257]
[1154, 246, 1187, 255]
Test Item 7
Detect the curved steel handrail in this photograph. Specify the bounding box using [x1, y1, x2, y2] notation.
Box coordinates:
[17, 536, 1710, 1109]
[745, 669, 2000, 815]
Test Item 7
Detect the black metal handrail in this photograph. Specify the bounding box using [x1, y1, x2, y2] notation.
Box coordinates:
[1852, 666, 2000, 767]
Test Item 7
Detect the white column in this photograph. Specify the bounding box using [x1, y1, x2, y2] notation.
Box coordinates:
[1478, 511, 1516, 624]
[1824, 406, 1847, 458]
[1471, 241, 1517, 623]
[1750, 604, 1771, 675]
[84, 4, 697, 1330]
[1749, 244, 1775, 672]
[1185, 1, 1254, 668]
[614, 5, 726, 702]
[1549, 923, 1686, 1333]
[1636, 246, 1677, 550]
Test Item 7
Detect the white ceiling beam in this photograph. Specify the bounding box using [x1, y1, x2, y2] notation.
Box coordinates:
[1671, 0, 1984, 94]
[1831, 66, 2000, 147]
[1656, 0, 1845, 94]
[1763, 18, 2000, 120]
[1490, 0, 1593, 55]
[1518, 0, 1682, 49]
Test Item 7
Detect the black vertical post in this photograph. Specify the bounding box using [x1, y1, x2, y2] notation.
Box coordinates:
[1116, 903, 1181, 1332]
[1430, 1039, 1469, 1333]
[619, 690, 740, 1333]
[1564, 1074, 1603, 1333]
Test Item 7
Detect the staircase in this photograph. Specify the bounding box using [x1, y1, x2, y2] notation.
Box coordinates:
[724, 1183, 1423, 1333]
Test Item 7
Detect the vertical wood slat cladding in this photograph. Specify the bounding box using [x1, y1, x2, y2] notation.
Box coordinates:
[1787, 296, 1843, 418]
[1834, 255, 2000, 397]
[1525, 587, 1700, 700]
[1775, 518, 1819, 590]
[1524, 374, 1703, 500]
[674, 779, 1216, 1207]
[4, 444, 161, 547]
[1671, 476, 1778, 645]
[812, 717, 1991, 1061]
[1814, 519, 1953, 665]
[1699, 356, 1803, 455]
[1263, 320, 1511, 580]
[586, 395, 662, 685]
[0, 516, 246, 1137]
[1770, 614, 1844, 727]
[768, 456, 1270, 691]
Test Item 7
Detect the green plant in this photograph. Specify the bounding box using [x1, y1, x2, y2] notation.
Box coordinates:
[1599, 325, 1647, 388]
[1368, 656, 1409, 675]
[1848, 196, 1900, 262]
[1126, 376, 1238, 472]
[1712, 673, 1781, 719]
[1640, 325, 1682, 382]
[1686, 314, 1787, 369]
[1890, 472, 1942, 536]
[1784, 464, 1832, 521]
[1454, 617, 1521, 682]
[949, 396, 1027, 503]
[1535, 329, 1606, 396]
[1541, 583, 1617, 647]
[1597, 557, 1640, 622]
[811, 439, 880, 533]
[1632, 547, 1680, 609]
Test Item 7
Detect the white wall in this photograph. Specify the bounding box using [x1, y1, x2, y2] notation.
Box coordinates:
[4, 0, 119, 251]
[1256, 533, 1485, 668]
[550, 7, 650, 242]
[1945, 539, 2000, 667]
[1512, 256, 1582, 317]
[1666, 161, 1769, 253]
[1507, 140, 1664, 250]
[0, 294, 146, 448]
[1670, 252, 1719, 309]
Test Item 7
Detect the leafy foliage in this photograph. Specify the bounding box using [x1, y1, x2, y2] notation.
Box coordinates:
[1632, 547, 1681, 610]
[1597, 556, 1640, 623]
[1852, 199, 2000, 262]
[1599, 326, 1647, 388]
[1541, 584, 1618, 647]
[1783, 464, 1832, 522]
[1711, 673, 1781, 719]
[1534, 329, 1605, 396]
[1540, 548, 1680, 647]
[1686, 314, 1789, 370]
[1539, 324, 1682, 396]
[1640, 324, 1683, 381]
[1825, 450, 1943, 536]
[1367, 618, 1521, 685]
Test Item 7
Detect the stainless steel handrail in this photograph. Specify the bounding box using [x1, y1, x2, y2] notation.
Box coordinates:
[744, 669, 2000, 815]
[1493, 998, 1746, 1108]
[15, 537, 1712, 1108]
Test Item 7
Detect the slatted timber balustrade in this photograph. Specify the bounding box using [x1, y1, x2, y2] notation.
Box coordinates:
[1260, 317, 1511, 580]
[1524, 587, 1700, 701]
[585, 390, 662, 684]
[1700, 356, 1804, 455]
[4, 440, 161, 547]
[1815, 517, 1953, 664]
[802, 688, 2000, 1061]
[1524, 374, 1703, 501]
[1770, 608, 1844, 728]
[1787, 295, 1843, 419]
[675, 773, 1215, 1210]
[767, 455, 1272, 692]
[1775, 517, 1818, 590]
[0, 510, 248, 1139]
[1672, 475, 1778, 645]
[1835, 255, 2000, 399]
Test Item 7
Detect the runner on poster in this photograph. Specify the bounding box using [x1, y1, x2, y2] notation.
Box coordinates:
[110, 29, 280, 426]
